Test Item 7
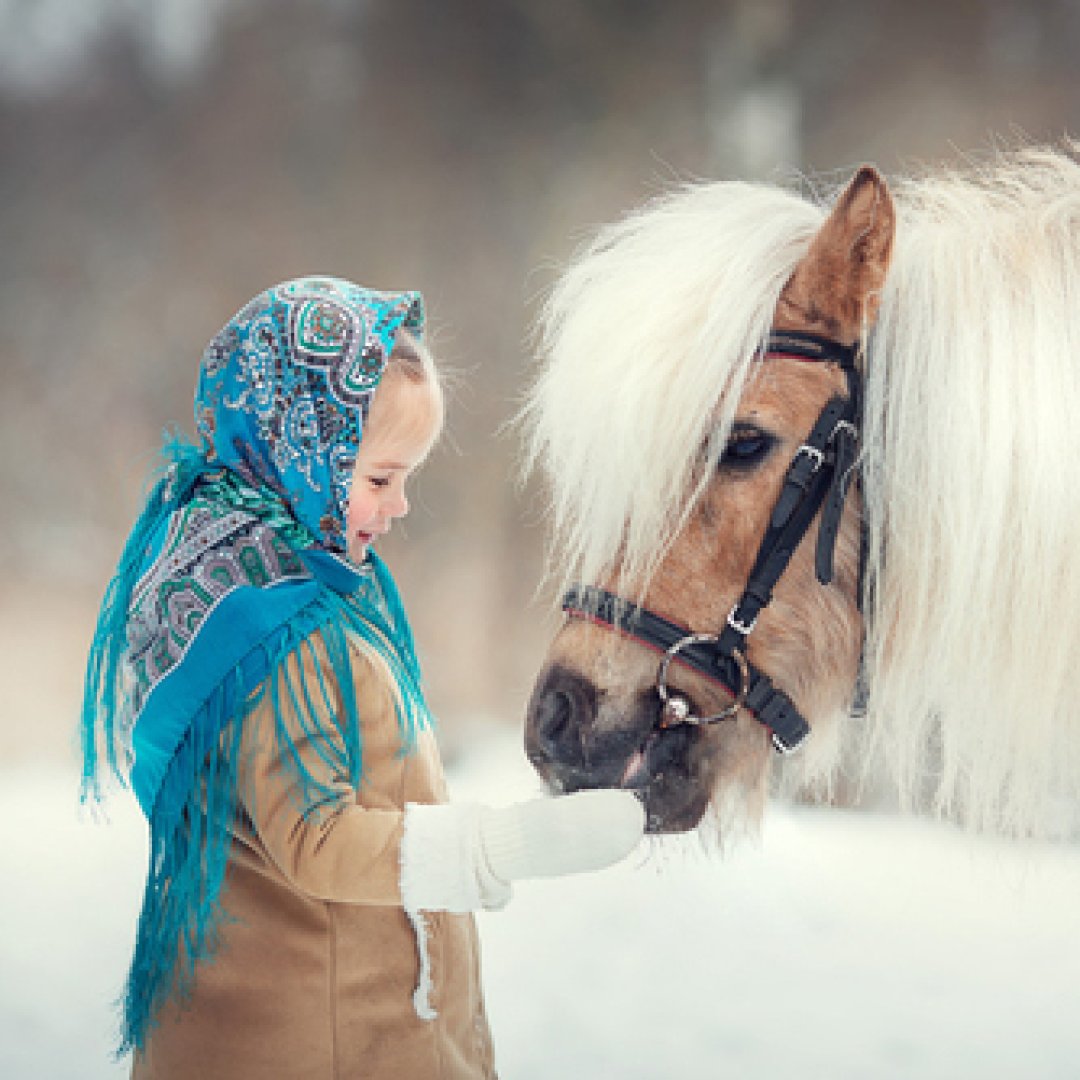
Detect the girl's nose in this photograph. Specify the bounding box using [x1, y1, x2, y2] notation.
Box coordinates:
[386, 489, 409, 519]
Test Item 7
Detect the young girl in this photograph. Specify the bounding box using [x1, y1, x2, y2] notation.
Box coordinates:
[81, 276, 644, 1078]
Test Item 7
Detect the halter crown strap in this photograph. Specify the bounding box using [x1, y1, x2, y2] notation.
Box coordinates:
[721, 380, 861, 656]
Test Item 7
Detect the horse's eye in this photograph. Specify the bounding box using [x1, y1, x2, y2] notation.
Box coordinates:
[721, 428, 774, 469]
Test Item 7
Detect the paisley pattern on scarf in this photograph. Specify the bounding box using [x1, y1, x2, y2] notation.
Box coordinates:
[125, 475, 309, 719]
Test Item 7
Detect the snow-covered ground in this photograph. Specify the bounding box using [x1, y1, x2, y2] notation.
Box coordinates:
[3, 731, 1079, 1079]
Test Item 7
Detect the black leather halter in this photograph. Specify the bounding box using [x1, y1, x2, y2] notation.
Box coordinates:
[562, 330, 862, 754]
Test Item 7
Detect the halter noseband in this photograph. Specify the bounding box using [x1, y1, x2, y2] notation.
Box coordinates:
[561, 329, 863, 754]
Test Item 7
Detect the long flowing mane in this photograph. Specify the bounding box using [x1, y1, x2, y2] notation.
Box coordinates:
[524, 146, 1080, 841]
[522, 181, 825, 593]
[861, 147, 1080, 838]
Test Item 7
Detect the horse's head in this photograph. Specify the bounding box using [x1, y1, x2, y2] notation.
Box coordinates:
[525, 167, 895, 835]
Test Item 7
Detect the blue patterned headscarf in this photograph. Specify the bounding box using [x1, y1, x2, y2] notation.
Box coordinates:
[81, 276, 431, 1054]
[195, 277, 422, 550]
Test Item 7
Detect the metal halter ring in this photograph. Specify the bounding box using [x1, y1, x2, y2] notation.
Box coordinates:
[656, 633, 750, 727]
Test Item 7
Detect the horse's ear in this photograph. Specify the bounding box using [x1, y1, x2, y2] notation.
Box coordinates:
[777, 165, 895, 344]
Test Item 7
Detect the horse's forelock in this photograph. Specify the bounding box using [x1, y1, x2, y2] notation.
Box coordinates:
[522, 179, 824, 599]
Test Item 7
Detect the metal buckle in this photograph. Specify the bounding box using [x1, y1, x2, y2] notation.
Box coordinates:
[794, 443, 824, 470]
[830, 419, 858, 442]
[770, 731, 798, 754]
[726, 605, 757, 637]
[656, 635, 749, 727]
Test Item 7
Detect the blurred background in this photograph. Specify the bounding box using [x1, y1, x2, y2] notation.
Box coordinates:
[4, 3, 1080, 1078]
[3, 0, 1080, 761]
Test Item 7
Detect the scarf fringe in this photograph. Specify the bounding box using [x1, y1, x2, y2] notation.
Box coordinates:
[82, 432, 432, 1056]
[118, 585, 430, 1055]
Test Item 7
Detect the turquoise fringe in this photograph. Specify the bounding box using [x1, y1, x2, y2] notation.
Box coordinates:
[81, 431, 432, 1056]
[120, 592, 427, 1055]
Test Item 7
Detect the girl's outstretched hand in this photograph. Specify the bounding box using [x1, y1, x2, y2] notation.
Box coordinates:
[479, 789, 645, 887]
[400, 790, 645, 914]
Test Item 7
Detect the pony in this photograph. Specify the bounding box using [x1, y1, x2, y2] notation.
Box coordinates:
[521, 145, 1080, 844]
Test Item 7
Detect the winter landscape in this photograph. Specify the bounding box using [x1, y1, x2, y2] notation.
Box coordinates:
[3, 728, 1078, 1080]
[5, 5, 1080, 1078]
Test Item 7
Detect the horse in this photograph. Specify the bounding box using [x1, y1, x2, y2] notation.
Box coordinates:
[521, 145, 1080, 844]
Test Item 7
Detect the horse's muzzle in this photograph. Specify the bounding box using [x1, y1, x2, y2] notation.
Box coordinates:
[525, 664, 714, 832]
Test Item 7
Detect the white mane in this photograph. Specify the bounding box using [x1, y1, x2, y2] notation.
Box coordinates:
[861, 146, 1080, 839]
[524, 146, 1080, 841]
[522, 181, 824, 595]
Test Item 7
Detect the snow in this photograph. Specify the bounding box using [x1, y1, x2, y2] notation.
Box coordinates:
[2, 733, 1078, 1079]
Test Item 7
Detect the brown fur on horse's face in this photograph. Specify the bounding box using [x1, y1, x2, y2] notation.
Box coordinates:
[526, 359, 864, 833]
[525, 166, 894, 835]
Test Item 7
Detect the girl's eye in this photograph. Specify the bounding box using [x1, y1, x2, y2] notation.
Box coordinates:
[721, 428, 775, 469]
[368, 476, 391, 489]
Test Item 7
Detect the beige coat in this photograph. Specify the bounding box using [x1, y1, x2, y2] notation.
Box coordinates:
[132, 634, 497, 1080]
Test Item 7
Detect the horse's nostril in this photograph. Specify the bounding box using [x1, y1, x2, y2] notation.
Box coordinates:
[534, 688, 576, 759]
[536, 688, 572, 742]
[527, 668, 595, 766]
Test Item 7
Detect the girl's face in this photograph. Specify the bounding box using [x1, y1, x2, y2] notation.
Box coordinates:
[345, 369, 442, 564]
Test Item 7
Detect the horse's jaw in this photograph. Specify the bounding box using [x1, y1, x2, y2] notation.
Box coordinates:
[611, 722, 717, 833]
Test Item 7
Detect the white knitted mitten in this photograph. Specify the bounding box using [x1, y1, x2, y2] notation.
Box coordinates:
[479, 789, 645, 888]
[400, 790, 645, 914]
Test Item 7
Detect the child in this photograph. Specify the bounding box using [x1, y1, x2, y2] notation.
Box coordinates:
[81, 276, 644, 1079]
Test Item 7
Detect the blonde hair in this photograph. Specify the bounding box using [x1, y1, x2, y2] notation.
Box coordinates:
[369, 329, 445, 444]
[388, 329, 439, 383]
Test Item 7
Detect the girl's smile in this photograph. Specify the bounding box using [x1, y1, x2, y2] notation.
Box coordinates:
[345, 369, 442, 563]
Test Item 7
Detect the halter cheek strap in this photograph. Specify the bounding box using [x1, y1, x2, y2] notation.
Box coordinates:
[561, 329, 863, 755]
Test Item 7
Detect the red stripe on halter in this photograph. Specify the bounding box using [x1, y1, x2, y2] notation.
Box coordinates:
[563, 606, 761, 720]
[764, 351, 832, 364]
